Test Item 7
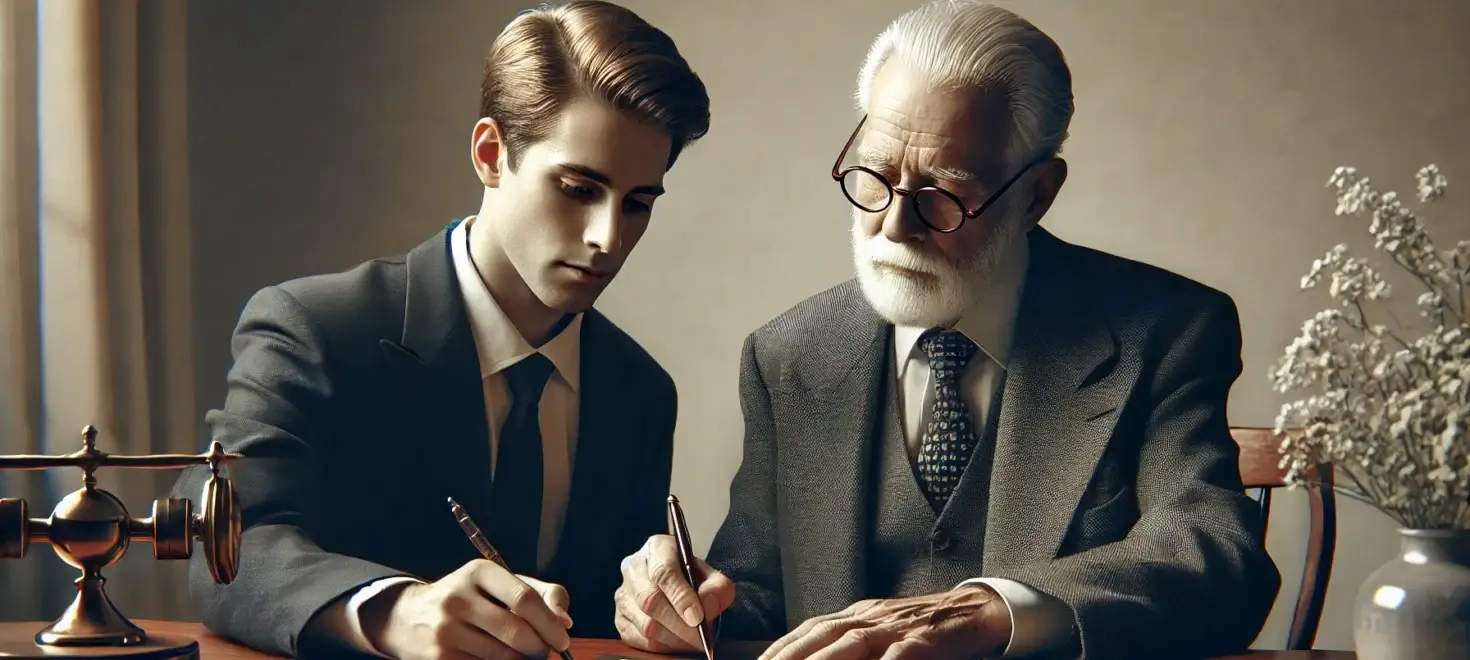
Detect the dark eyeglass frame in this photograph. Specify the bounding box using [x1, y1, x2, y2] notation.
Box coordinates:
[830, 114, 1039, 234]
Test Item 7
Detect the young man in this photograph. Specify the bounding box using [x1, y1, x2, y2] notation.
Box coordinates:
[172, 3, 710, 659]
[614, 2, 1278, 659]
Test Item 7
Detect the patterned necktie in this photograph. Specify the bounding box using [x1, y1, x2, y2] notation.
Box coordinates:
[916, 328, 981, 511]
[488, 352, 554, 572]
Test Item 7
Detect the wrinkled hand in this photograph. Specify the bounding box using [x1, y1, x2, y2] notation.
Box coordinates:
[758, 586, 1011, 660]
[369, 559, 573, 660]
[614, 534, 736, 652]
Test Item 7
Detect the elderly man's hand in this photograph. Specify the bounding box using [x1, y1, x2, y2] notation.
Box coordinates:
[757, 585, 1011, 660]
[614, 534, 736, 653]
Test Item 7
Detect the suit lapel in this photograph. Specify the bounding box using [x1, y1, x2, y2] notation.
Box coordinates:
[378, 225, 627, 582]
[982, 228, 1130, 571]
[545, 311, 624, 577]
[379, 223, 495, 554]
[785, 282, 888, 613]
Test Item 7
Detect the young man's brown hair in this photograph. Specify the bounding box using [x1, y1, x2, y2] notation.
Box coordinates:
[481, 0, 711, 171]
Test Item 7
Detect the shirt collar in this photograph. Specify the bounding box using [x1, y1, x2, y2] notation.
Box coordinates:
[894, 234, 1029, 375]
[450, 217, 582, 391]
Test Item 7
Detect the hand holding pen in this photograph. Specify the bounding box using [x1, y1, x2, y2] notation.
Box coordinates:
[611, 494, 736, 657]
[364, 523, 574, 660]
[448, 498, 577, 660]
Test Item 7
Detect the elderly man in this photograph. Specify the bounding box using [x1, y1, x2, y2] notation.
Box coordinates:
[614, 1, 1280, 659]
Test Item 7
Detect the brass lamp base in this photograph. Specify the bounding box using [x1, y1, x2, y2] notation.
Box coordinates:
[0, 623, 198, 660]
[36, 573, 144, 646]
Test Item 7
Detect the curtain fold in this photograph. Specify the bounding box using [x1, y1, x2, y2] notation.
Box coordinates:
[2, 0, 195, 622]
[0, 0, 49, 623]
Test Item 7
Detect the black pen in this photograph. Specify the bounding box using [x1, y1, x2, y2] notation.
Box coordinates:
[449, 497, 575, 660]
[667, 494, 715, 660]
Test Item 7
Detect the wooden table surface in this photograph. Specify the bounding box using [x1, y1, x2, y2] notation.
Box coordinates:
[0, 620, 1356, 660]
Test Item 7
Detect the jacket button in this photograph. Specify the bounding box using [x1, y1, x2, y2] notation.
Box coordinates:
[930, 528, 951, 552]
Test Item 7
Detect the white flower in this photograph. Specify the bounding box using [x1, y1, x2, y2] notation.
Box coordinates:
[1418, 164, 1449, 202]
[1276, 165, 1469, 530]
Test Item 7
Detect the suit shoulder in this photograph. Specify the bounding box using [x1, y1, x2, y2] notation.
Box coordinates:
[586, 311, 675, 394]
[242, 255, 407, 341]
[1064, 241, 1236, 317]
[746, 279, 865, 347]
[273, 255, 404, 307]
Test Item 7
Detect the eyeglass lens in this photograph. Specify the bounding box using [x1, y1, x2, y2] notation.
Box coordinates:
[839, 169, 966, 231]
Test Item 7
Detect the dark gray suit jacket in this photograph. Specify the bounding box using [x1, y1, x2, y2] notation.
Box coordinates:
[172, 223, 677, 657]
[706, 227, 1280, 659]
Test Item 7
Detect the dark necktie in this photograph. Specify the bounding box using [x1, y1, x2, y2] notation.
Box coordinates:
[488, 352, 554, 573]
[916, 328, 981, 511]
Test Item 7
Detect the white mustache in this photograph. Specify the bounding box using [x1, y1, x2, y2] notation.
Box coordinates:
[860, 238, 945, 276]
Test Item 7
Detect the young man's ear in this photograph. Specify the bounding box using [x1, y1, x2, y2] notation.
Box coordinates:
[471, 118, 507, 187]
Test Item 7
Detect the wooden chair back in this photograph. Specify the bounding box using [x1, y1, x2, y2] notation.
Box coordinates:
[1231, 426, 1337, 651]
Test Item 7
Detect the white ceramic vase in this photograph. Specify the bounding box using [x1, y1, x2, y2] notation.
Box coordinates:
[1354, 528, 1470, 659]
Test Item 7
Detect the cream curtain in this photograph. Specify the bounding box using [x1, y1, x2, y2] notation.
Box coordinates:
[0, 0, 46, 622]
[0, 0, 195, 622]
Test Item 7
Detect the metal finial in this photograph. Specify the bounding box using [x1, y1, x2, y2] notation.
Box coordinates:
[206, 441, 226, 477]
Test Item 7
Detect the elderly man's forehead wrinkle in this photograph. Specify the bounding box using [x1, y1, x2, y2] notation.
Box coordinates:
[864, 114, 954, 150]
[859, 122, 993, 184]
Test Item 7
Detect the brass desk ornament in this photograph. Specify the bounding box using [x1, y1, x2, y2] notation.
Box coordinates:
[0, 424, 243, 660]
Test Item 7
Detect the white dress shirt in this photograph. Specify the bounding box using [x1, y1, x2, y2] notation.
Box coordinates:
[894, 238, 1076, 657]
[312, 217, 582, 656]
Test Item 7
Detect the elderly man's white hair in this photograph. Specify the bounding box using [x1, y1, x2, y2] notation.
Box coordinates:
[855, 0, 1073, 176]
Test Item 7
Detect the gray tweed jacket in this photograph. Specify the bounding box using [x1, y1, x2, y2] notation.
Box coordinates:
[705, 227, 1281, 659]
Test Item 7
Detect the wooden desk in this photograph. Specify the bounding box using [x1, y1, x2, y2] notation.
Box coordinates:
[0, 621, 1357, 660]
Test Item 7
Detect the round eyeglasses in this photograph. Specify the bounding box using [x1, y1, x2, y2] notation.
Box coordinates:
[830, 115, 1037, 233]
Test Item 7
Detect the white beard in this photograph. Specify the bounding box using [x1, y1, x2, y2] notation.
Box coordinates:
[851, 209, 1021, 328]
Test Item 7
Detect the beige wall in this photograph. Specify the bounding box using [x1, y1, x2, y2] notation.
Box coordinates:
[184, 0, 1470, 650]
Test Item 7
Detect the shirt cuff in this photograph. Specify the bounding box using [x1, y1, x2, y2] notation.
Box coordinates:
[326, 576, 424, 657]
[954, 577, 1075, 657]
